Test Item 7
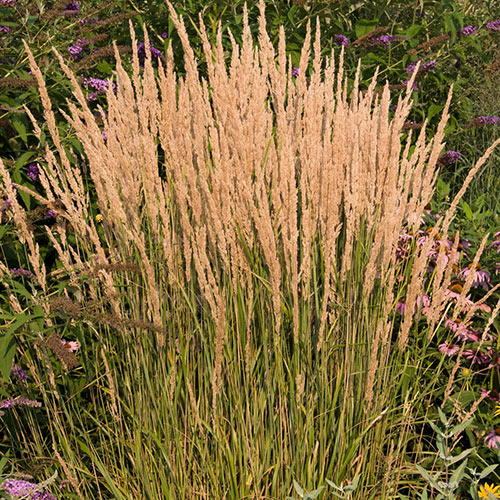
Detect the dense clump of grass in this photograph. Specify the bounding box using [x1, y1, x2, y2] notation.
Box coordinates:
[1, 1, 500, 498]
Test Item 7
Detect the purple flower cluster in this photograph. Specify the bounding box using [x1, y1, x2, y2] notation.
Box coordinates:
[439, 150, 461, 166]
[26, 162, 39, 181]
[292, 67, 299, 78]
[406, 60, 437, 74]
[68, 38, 93, 59]
[0, 26, 11, 33]
[137, 41, 162, 67]
[478, 115, 500, 125]
[11, 365, 28, 382]
[460, 25, 477, 36]
[1, 0, 17, 5]
[402, 79, 418, 91]
[44, 209, 58, 220]
[82, 77, 116, 100]
[10, 268, 35, 279]
[333, 34, 348, 46]
[0, 397, 41, 408]
[80, 17, 99, 25]
[160, 32, 168, 40]
[1, 478, 57, 500]
[1, 199, 11, 211]
[445, 150, 461, 163]
[486, 20, 500, 32]
[370, 35, 403, 47]
[64, 0, 80, 11]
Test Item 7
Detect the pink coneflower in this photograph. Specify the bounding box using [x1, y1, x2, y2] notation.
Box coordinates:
[489, 232, 500, 253]
[445, 318, 480, 341]
[60, 339, 79, 352]
[481, 389, 500, 402]
[485, 429, 500, 449]
[458, 263, 492, 290]
[439, 342, 460, 356]
[464, 349, 490, 364]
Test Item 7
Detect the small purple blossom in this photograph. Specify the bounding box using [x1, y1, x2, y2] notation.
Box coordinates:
[478, 116, 500, 125]
[10, 268, 35, 279]
[460, 25, 477, 36]
[1, 0, 17, 5]
[160, 32, 168, 39]
[333, 34, 348, 46]
[486, 20, 500, 32]
[82, 77, 116, 100]
[1, 478, 57, 500]
[445, 150, 461, 163]
[0, 26, 11, 33]
[44, 209, 58, 220]
[26, 163, 39, 181]
[370, 35, 404, 47]
[0, 397, 41, 408]
[64, 0, 79, 11]
[405, 60, 436, 74]
[485, 430, 500, 449]
[402, 79, 418, 91]
[11, 365, 28, 382]
[292, 67, 299, 78]
[80, 17, 99, 25]
[439, 150, 461, 166]
[137, 41, 162, 67]
[68, 38, 93, 60]
[1, 199, 12, 211]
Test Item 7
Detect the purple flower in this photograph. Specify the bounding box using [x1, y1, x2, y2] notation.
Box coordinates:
[68, 38, 93, 59]
[458, 264, 492, 290]
[488, 232, 500, 253]
[0, 199, 11, 211]
[460, 25, 477, 36]
[82, 77, 116, 100]
[405, 60, 436, 74]
[10, 268, 35, 279]
[64, 0, 79, 11]
[478, 116, 500, 125]
[160, 32, 168, 39]
[333, 34, 348, 46]
[445, 150, 461, 163]
[137, 41, 162, 67]
[481, 389, 500, 402]
[0, 397, 41, 408]
[26, 163, 39, 181]
[0, 26, 11, 33]
[370, 35, 403, 47]
[403, 79, 418, 91]
[486, 20, 500, 32]
[11, 365, 28, 382]
[80, 17, 99, 25]
[1, 0, 17, 5]
[44, 209, 58, 220]
[438, 342, 460, 356]
[1, 478, 57, 500]
[485, 430, 500, 449]
[438, 150, 461, 166]
[463, 349, 490, 365]
[422, 61, 437, 71]
[292, 67, 299, 78]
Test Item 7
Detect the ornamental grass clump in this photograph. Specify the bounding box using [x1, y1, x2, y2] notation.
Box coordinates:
[1, 1, 500, 498]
